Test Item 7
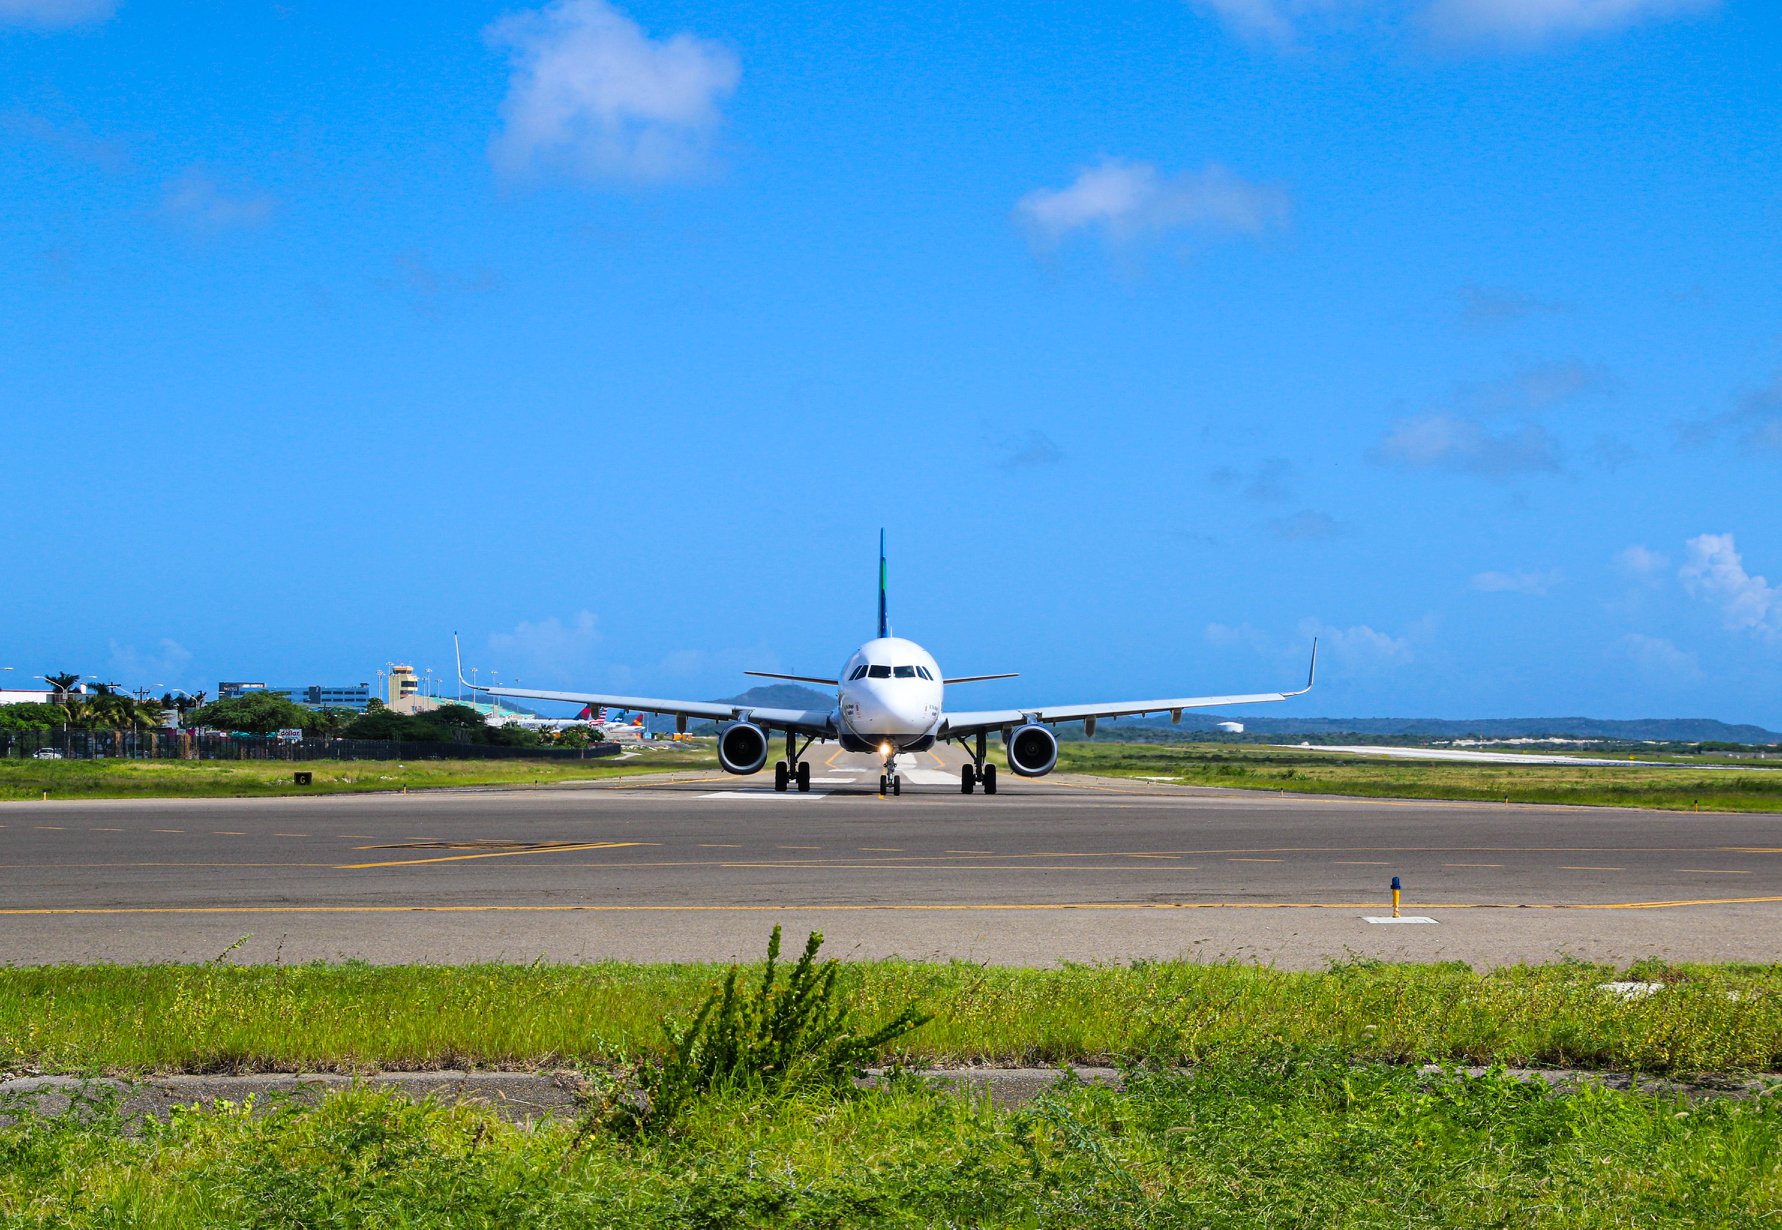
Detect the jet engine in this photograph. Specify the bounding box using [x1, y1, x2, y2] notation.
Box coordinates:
[718, 721, 770, 775]
[1005, 723, 1059, 778]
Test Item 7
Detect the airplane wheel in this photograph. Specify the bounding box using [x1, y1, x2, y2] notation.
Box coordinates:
[796, 761, 811, 793]
[983, 764, 997, 795]
[773, 761, 789, 792]
[961, 765, 974, 795]
[879, 774, 888, 796]
[892, 776, 902, 796]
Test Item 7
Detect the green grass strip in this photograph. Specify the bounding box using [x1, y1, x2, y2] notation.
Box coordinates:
[0, 748, 717, 801]
[4, 1056, 1778, 1227]
[1060, 742, 1782, 812]
[4, 958, 1780, 1077]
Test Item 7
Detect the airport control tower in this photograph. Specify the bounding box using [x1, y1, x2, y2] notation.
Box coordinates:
[387, 663, 420, 708]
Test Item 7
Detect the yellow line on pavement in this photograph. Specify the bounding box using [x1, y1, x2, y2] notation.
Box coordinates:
[8, 896, 1782, 917]
[339, 841, 648, 870]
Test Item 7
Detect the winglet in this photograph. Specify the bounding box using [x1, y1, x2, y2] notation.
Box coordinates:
[1298, 638, 1318, 696]
[454, 632, 478, 693]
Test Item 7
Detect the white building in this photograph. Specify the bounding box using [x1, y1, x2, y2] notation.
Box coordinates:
[0, 689, 57, 706]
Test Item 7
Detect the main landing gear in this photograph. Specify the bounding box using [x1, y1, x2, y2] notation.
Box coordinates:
[960, 731, 997, 795]
[772, 731, 816, 793]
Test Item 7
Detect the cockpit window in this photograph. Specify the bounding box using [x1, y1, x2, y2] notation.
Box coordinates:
[893, 666, 916, 679]
[867, 665, 891, 679]
[848, 665, 869, 681]
[916, 666, 933, 681]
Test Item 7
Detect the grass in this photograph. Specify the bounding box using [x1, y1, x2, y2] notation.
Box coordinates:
[4, 1055, 1779, 1227]
[5, 958, 1781, 1078]
[1059, 742, 1782, 812]
[0, 744, 718, 801]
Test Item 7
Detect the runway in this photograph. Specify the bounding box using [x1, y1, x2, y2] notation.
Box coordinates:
[4, 745, 1779, 968]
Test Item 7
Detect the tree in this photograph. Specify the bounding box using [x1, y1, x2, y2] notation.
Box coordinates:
[189, 693, 317, 735]
[42, 672, 81, 695]
[0, 703, 63, 733]
[308, 707, 355, 738]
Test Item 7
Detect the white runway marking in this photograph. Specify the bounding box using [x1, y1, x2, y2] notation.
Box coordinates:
[807, 777, 856, 785]
[902, 770, 958, 786]
[699, 791, 832, 800]
[1363, 916, 1439, 925]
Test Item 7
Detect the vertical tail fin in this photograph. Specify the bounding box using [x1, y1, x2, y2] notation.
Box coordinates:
[878, 529, 889, 639]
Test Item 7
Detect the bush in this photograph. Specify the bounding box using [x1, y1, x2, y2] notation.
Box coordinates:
[633, 927, 931, 1132]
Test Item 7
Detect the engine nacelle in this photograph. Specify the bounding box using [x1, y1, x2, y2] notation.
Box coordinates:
[1005, 723, 1059, 778]
[718, 721, 770, 775]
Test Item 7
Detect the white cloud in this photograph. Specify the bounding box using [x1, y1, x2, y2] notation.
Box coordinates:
[0, 0, 114, 27]
[487, 610, 602, 677]
[1300, 619, 1417, 670]
[1616, 632, 1701, 682]
[1681, 372, 1782, 453]
[1471, 568, 1562, 594]
[2, 109, 128, 170]
[1679, 533, 1780, 640]
[1015, 158, 1288, 250]
[1458, 360, 1613, 414]
[1206, 622, 1273, 653]
[1184, 0, 1717, 49]
[106, 638, 194, 688]
[1458, 283, 1567, 326]
[1269, 510, 1342, 541]
[486, 0, 740, 184]
[999, 430, 1063, 471]
[158, 169, 276, 232]
[1615, 545, 1669, 580]
[1421, 0, 1718, 48]
[1373, 413, 1561, 478]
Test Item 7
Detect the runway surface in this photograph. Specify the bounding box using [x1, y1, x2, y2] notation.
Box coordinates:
[4, 744, 1779, 968]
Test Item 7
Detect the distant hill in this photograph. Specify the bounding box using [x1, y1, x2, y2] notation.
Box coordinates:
[653, 685, 1779, 745]
[1091, 713, 1782, 745]
[660, 684, 831, 735]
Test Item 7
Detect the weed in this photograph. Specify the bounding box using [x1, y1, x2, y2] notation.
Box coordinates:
[633, 927, 931, 1131]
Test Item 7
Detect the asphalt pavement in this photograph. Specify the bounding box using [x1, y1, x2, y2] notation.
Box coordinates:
[3, 744, 1778, 967]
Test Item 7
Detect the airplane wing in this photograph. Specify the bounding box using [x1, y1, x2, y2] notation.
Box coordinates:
[473, 684, 835, 737]
[941, 641, 1316, 739]
[455, 636, 835, 736]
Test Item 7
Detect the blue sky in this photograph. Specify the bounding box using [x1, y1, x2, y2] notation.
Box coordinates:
[3, 0, 1779, 726]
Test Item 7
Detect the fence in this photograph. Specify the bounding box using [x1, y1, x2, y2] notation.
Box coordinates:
[0, 729, 624, 763]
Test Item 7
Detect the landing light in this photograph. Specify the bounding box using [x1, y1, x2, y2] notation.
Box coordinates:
[879, 742, 891, 756]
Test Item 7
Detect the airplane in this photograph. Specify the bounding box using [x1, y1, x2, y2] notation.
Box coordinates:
[456, 532, 1316, 797]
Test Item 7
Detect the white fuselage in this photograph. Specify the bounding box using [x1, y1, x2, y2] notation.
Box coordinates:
[834, 636, 943, 752]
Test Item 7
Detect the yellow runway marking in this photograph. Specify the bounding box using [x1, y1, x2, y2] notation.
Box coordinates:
[1228, 858, 1283, 863]
[10, 896, 1782, 917]
[35, 826, 64, 831]
[275, 833, 310, 838]
[1127, 853, 1182, 860]
[778, 845, 821, 850]
[89, 827, 124, 833]
[340, 841, 647, 870]
[214, 831, 245, 836]
[859, 847, 902, 852]
[698, 843, 742, 849]
[152, 829, 185, 834]
[946, 849, 993, 855]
